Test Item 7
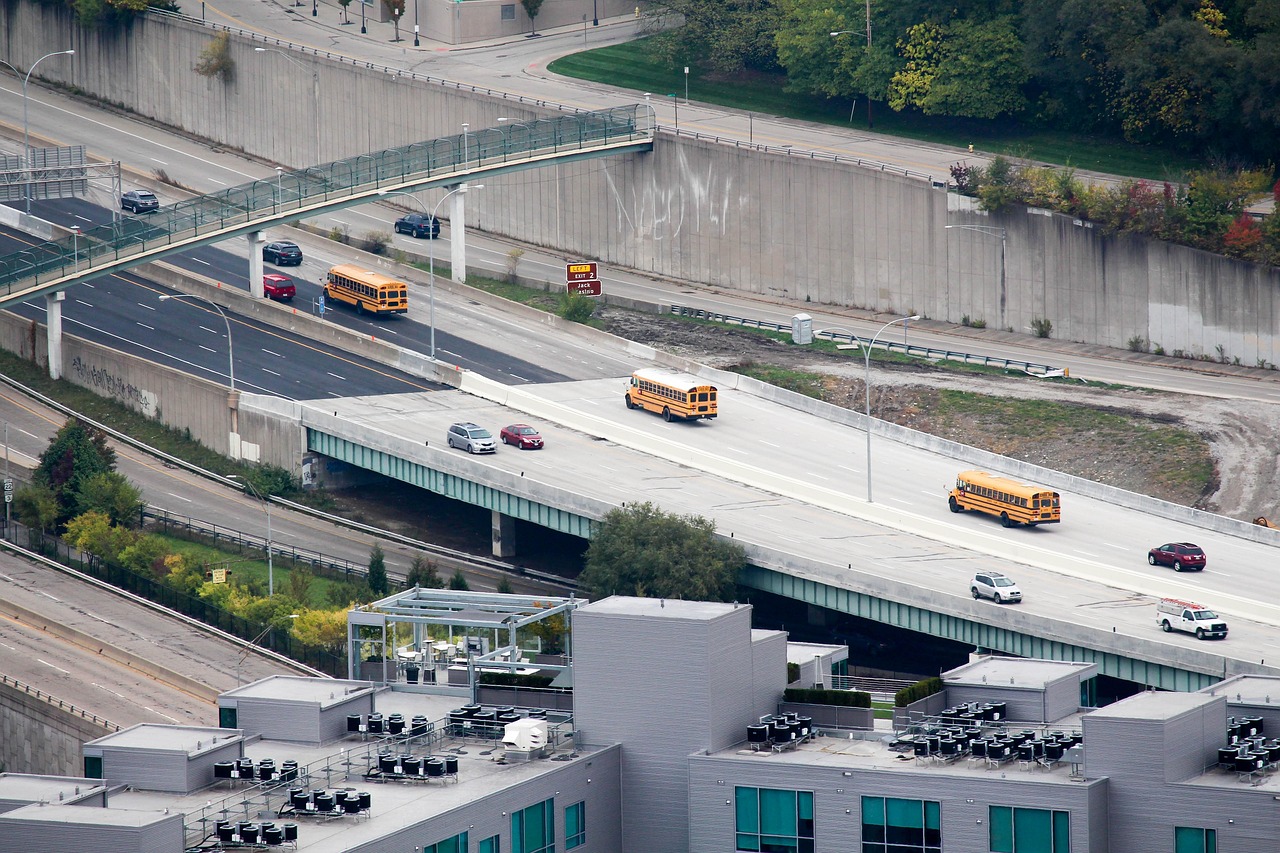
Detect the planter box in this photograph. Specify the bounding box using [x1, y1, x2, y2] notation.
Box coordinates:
[778, 701, 875, 731]
[892, 691, 948, 730]
[476, 685, 573, 712]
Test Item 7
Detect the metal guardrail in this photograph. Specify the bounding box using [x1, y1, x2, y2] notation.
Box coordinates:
[668, 305, 1064, 376]
[0, 671, 120, 731]
[0, 104, 650, 294]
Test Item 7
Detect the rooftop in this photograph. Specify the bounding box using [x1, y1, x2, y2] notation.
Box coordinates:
[0, 774, 105, 807]
[944, 657, 1095, 689]
[0, 803, 176, 827]
[1085, 690, 1220, 723]
[86, 724, 240, 755]
[785, 642, 847, 664]
[578, 596, 744, 621]
[222, 676, 376, 706]
[1202, 674, 1280, 706]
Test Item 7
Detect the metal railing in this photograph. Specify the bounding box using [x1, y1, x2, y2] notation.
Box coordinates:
[669, 305, 1064, 375]
[0, 105, 651, 295]
[0, 672, 120, 731]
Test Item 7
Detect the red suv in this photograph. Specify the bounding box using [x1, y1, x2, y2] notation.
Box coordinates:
[262, 274, 296, 301]
[1147, 542, 1206, 572]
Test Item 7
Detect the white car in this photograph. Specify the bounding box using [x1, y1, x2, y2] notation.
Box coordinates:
[446, 422, 496, 454]
[971, 571, 1022, 604]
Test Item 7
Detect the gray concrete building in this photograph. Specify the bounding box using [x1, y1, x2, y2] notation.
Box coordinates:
[3, 595, 1279, 852]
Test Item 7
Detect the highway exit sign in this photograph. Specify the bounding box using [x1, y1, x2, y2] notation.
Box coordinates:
[566, 262, 601, 297]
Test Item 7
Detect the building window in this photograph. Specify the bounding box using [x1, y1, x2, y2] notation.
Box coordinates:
[425, 831, 469, 853]
[566, 801, 586, 849]
[1175, 827, 1217, 853]
[513, 798, 555, 853]
[861, 797, 941, 853]
[83, 756, 103, 779]
[736, 786, 815, 853]
[479, 836, 500, 853]
[989, 806, 1070, 853]
[501, 3, 515, 19]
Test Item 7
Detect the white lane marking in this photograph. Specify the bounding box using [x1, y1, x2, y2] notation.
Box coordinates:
[93, 683, 126, 699]
[191, 257, 211, 266]
[38, 660, 70, 675]
[1102, 543, 1131, 550]
[888, 497, 914, 505]
[759, 441, 782, 448]
[836, 465, 858, 472]
[150, 157, 168, 165]
[208, 178, 227, 185]
[810, 473, 829, 481]
[199, 345, 218, 353]
[1076, 551, 1099, 559]
[82, 282, 96, 288]
[75, 299, 93, 307]
[0, 641, 16, 651]
[327, 372, 346, 380]
[138, 302, 155, 311]
[166, 493, 193, 502]
[39, 591, 61, 602]
[199, 325, 220, 335]
[145, 708, 179, 723]
[262, 349, 284, 358]
[262, 368, 281, 376]
[723, 447, 750, 455]
[73, 214, 93, 224]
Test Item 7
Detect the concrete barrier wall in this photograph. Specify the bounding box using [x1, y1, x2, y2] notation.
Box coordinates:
[0, 679, 111, 776]
[4, 6, 1279, 363]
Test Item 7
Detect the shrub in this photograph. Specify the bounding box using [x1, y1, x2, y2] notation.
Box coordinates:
[478, 671, 555, 688]
[782, 688, 871, 707]
[1030, 317, 1052, 338]
[557, 291, 596, 323]
[894, 676, 944, 707]
[194, 33, 235, 83]
[961, 315, 986, 329]
[1126, 335, 1148, 353]
[361, 231, 392, 255]
[787, 662, 800, 684]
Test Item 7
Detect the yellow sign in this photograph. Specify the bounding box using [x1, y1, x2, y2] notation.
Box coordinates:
[211, 568, 228, 584]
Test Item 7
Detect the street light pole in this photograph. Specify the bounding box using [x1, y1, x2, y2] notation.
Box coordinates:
[231, 475, 274, 597]
[16, 49, 75, 213]
[414, 0, 420, 44]
[830, 21, 873, 129]
[378, 185, 484, 359]
[945, 224, 1007, 323]
[158, 294, 235, 392]
[859, 314, 919, 503]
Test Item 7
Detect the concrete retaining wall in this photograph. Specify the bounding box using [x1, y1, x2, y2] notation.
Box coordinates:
[3, 6, 1279, 363]
[0, 678, 111, 776]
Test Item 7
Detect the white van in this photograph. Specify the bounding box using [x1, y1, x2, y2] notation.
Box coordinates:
[1156, 598, 1228, 640]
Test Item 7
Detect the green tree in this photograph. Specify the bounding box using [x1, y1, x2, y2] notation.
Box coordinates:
[449, 569, 470, 590]
[286, 563, 316, 604]
[406, 554, 445, 588]
[35, 419, 117, 526]
[578, 502, 745, 601]
[64, 510, 138, 562]
[12, 483, 60, 533]
[496, 576, 515, 594]
[888, 18, 1029, 119]
[367, 542, 389, 596]
[521, 0, 544, 35]
[118, 534, 173, 577]
[647, 0, 780, 75]
[76, 471, 144, 527]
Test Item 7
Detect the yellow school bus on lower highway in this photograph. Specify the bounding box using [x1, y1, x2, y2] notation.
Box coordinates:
[948, 470, 1061, 527]
[624, 369, 718, 422]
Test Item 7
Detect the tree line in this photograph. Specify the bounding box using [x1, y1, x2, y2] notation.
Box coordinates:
[649, 0, 1280, 166]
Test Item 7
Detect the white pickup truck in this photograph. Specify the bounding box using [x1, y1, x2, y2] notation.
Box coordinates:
[1157, 598, 1228, 640]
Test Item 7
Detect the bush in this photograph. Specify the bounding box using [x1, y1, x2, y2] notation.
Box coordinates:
[894, 676, 944, 707]
[557, 291, 597, 323]
[782, 688, 871, 708]
[1126, 334, 1149, 353]
[478, 671, 555, 688]
[1030, 317, 1053, 338]
[361, 231, 392, 255]
[786, 662, 800, 684]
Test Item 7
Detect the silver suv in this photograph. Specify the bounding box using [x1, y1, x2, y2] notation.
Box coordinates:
[971, 571, 1022, 604]
[446, 422, 496, 454]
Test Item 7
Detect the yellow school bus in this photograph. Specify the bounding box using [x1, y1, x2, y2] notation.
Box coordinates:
[948, 470, 1060, 527]
[624, 369, 718, 422]
[324, 264, 409, 316]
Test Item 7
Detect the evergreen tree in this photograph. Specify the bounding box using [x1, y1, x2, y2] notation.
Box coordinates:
[367, 542, 389, 596]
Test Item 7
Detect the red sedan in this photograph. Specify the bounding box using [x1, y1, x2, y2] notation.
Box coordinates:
[500, 424, 544, 449]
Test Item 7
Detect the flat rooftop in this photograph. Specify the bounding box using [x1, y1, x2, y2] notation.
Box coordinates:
[786, 642, 846, 664]
[944, 657, 1094, 689]
[705, 728, 1086, 786]
[1202, 674, 1280, 706]
[1085, 690, 1221, 722]
[223, 676, 376, 706]
[0, 774, 104, 807]
[578, 596, 742, 621]
[86, 724, 239, 754]
[0, 803, 175, 827]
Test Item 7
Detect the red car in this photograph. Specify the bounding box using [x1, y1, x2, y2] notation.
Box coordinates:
[262, 273, 296, 301]
[501, 424, 544, 449]
[1147, 542, 1206, 572]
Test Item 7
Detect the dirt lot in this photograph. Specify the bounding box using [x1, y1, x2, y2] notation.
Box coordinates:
[595, 308, 1280, 523]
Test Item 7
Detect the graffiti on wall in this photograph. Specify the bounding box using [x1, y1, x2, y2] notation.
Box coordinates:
[69, 356, 158, 417]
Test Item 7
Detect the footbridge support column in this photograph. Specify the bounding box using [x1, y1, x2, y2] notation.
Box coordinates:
[45, 291, 64, 380]
[247, 232, 265, 298]
[450, 187, 470, 284]
[491, 510, 516, 558]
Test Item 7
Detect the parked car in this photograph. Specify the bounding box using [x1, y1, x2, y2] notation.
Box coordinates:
[501, 424, 544, 449]
[263, 240, 303, 266]
[446, 422, 496, 454]
[262, 273, 296, 301]
[1147, 542, 1206, 572]
[1156, 597, 1227, 640]
[970, 571, 1022, 604]
[394, 213, 440, 239]
[120, 189, 160, 213]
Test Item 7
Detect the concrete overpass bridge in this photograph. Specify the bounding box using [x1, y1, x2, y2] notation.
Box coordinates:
[0, 106, 653, 378]
[290, 364, 1280, 695]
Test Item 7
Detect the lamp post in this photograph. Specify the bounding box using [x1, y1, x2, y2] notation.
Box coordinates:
[413, 0, 420, 44]
[945, 224, 1007, 324]
[230, 475, 274, 597]
[255, 48, 320, 162]
[378, 185, 483, 359]
[158, 294, 234, 392]
[70, 225, 80, 272]
[857, 314, 919, 503]
[831, 11, 873, 129]
[312, 0, 317, 15]
[668, 93, 678, 132]
[361, 0, 367, 33]
[461, 122, 469, 165]
[12, 49, 75, 213]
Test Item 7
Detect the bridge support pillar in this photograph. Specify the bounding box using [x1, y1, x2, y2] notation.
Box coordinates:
[451, 187, 469, 283]
[45, 291, 65, 380]
[247, 232, 266, 298]
[491, 510, 516, 558]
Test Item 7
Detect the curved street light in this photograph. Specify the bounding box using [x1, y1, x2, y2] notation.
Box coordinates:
[378, 185, 483, 359]
[831, 15, 872, 129]
[157, 293, 235, 392]
[5, 49, 76, 213]
[855, 314, 919, 503]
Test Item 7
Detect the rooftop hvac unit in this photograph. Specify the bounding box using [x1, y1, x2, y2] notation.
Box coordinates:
[501, 719, 549, 762]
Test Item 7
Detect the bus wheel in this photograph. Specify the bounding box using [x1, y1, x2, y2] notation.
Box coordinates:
[625, 395, 636, 410]
[999, 512, 1013, 528]
[662, 407, 672, 422]
[356, 302, 365, 315]
[948, 496, 961, 513]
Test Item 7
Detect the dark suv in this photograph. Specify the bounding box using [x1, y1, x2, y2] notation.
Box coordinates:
[121, 189, 160, 213]
[1147, 542, 1206, 572]
[263, 241, 303, 266]
[394, 213, 440, 239]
